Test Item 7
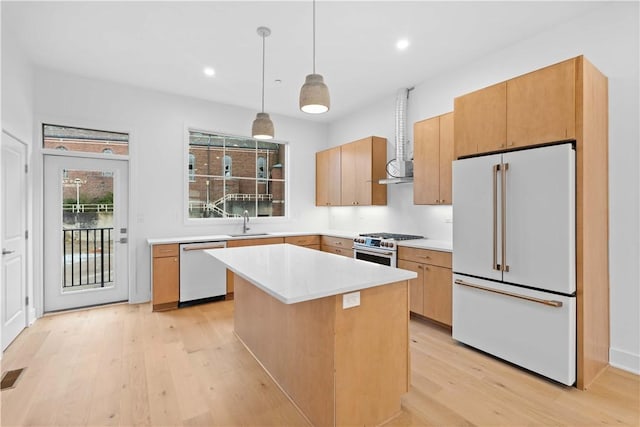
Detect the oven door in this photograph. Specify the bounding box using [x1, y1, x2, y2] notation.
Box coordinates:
[353, 247, 396, 268]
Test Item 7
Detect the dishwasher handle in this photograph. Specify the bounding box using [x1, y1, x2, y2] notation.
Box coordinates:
[181, 242, 227, 252]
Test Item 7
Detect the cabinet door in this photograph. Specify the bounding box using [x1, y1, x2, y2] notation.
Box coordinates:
[152, 256, 179, 308]
[227, 237, 284, 247]
[413, 117, 440, 205]
[398, 259, 424, 315]
[507, 59, 576, 148]
[438, 112, 454, 204]
[424, 265, 452, 326]
[454, 82, 507, 158]
[353, 138, 373, 205]
[316, 150, 330, 206]
[340, 141, 358, 205]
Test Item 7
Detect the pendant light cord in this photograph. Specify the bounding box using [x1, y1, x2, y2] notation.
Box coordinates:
[312, 0, 316, 74]
[261, 33, 266, 113]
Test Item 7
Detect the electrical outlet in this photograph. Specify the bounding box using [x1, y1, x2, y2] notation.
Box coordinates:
[342, 291, 361, 309]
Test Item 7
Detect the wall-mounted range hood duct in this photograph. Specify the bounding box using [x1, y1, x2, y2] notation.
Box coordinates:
[379, 87, 414, 184]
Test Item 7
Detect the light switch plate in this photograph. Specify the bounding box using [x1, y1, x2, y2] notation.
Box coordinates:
[342, 292, 360, 309]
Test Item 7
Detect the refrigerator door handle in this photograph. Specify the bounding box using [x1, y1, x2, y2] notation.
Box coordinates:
[454, 279, 563, 307]
[493, 164, 500, 271]
[501, 162, 510, 272]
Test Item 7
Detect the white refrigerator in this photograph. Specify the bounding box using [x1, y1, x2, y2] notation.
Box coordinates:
[452, 143, 576, 386]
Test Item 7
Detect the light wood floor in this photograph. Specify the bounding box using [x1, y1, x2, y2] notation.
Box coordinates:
[1, 301, 638, 426]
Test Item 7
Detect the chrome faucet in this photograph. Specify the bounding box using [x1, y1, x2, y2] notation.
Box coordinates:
[242, 210, 250, 233]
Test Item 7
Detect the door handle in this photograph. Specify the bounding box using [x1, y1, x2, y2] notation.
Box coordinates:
[501, 163, 509, 272]
[454, 279, 562, 307]
[493, 164, 500, 271]
[2, 249, 14, 255]
[118, 237, 128, 244]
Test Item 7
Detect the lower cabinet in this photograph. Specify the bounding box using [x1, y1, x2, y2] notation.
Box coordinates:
[398, 247, 452, 326]
[284, 235, 321, 250]
[320, 236, 353, 258]
[152, 244, 179, 311]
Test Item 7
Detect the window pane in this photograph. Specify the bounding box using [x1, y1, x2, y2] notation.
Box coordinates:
[188, 130, 286, 219]
[268, 179, 286, 217]
[43, 124, 128, 155]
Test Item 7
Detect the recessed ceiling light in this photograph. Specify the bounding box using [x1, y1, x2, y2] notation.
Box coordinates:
[203, 67, 215, 77]
[396, 39, 410, 51]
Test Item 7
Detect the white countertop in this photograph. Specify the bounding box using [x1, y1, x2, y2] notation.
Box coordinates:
[207, 243, 417, 304]
[146, 229, 358, 245]
[397, 239, 453, 252]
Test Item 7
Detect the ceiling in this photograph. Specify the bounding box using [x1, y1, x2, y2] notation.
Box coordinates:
[2, 1, 606, 123]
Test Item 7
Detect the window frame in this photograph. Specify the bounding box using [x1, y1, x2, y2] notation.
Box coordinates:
[183, 127, 289, 225]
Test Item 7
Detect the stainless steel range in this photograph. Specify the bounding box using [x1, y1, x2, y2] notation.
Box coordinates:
[353, 233, 424, 267]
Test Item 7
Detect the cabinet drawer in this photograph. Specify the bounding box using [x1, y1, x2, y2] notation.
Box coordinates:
[321, 236, 353, 249]
[398, 247, 451, 268]
[321, 246, 352, 258]
[284, 235, 321, 246]
[153, 244, 179, 258]
[228, 237, 284, 247]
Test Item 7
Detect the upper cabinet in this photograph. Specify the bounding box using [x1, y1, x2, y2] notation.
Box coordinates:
[316, 146, 341, 206]
[316, 136, 387, 207]
[414, 112, 454, 205]
[454, 58, 577, 158]
[454, 82, 507, 158]
[341, 136, 387, 206]
[507, 58, 576, 147]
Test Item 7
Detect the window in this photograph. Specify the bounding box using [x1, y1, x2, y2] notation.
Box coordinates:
[187, 131, 286, 219]
[188, 153, 196, 182]
[43, 124, 128, 155]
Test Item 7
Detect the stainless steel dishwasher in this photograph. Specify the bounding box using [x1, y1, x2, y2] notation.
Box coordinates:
[179, 241, 227, 303]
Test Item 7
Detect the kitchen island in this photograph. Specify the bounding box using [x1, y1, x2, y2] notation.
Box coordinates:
[207, 243, 417, 427]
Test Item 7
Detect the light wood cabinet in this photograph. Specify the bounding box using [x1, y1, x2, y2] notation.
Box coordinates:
[454, 58, 577, 158]
[227, 237, 284, 248]
[320, 235, 353, 258]
[152, 244, 179, 311]
[507, 58, 576, 148]
[315, 147, 341, 206]
[454, 82, 507, 158]
[398, 247, 452, 326]
[284, 235, 321, 248]
[340, 136, 387, 206]
[414, 112, 454, 205]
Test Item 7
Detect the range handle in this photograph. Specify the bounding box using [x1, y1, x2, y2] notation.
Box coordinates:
[454, 279, 563, 308]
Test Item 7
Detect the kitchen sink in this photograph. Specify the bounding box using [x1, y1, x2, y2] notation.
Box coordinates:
[228, 233, 270, 237]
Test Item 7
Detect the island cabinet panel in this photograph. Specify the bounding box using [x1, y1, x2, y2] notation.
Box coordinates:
[226, 237, 285, 296]
[152, 244, 179, 311]
[398, 246, 452, 326]
[315, 147, 341, 206]
[233, 274, 408, 427]
[454, 82, 507, 158]
[507, 58, 576, 148]
[413, 112, 454, 205]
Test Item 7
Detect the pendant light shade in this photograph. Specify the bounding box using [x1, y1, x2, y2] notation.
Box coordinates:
[299, 0, 330, 114]
[300, 74, 330, 114]
[252, 26, 274, 139]
[252, 112, 274, 140]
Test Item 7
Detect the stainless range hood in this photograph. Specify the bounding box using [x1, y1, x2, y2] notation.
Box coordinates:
[379, 88, 414, 185]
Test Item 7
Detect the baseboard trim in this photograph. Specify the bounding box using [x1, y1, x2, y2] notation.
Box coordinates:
[609, 347, 640, 375]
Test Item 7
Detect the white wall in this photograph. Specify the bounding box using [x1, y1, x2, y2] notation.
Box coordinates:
[1, 28, 36, 326]
[328, 3, 639, 374]
[33, 69, 329, 305]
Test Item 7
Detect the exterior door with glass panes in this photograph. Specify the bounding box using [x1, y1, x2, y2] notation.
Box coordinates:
[42, 124, 129, 312]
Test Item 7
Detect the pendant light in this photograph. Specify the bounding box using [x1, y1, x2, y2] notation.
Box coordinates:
[252, 26, 274, 139]
[299, 0, 330, 114]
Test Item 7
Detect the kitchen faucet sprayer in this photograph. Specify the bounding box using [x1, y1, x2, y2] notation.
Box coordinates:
[243, 210, 250, 233]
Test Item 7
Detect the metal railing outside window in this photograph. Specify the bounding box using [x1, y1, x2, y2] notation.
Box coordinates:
[63, 227, 113, 288]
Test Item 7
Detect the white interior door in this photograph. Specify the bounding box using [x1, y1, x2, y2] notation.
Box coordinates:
[502, 144, 575, 294]
[1, 131, 28, 350]
[44, 155, 129, 312]
[452, 153, 503, 281]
